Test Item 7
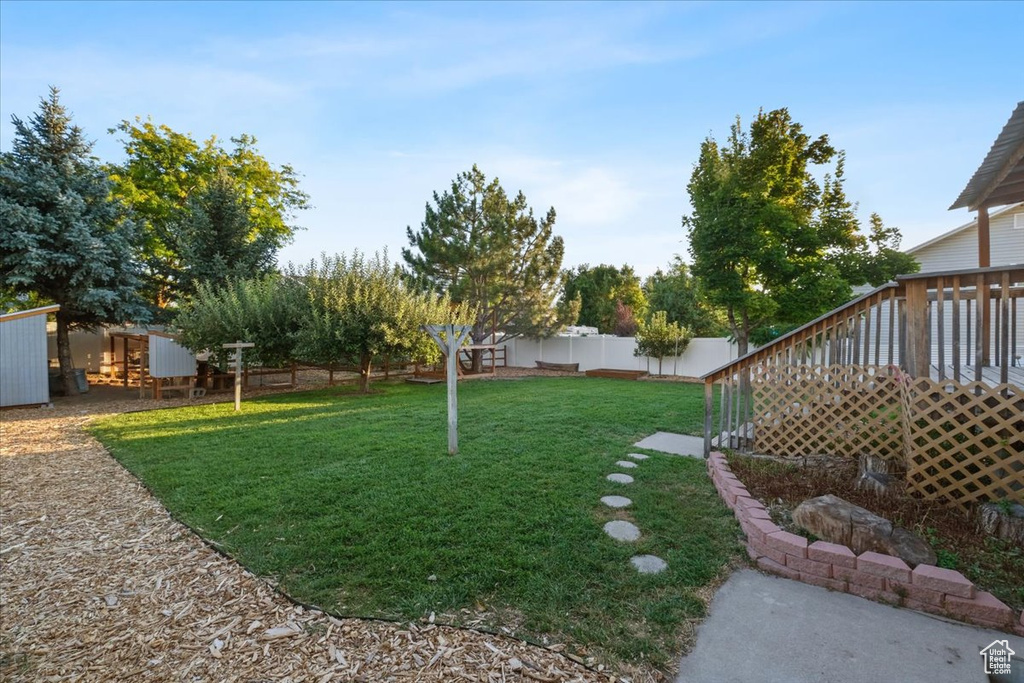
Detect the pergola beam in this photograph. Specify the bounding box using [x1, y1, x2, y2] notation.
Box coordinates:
[949, 101, 1024, 270]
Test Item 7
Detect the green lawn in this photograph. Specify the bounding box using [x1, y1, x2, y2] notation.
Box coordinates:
[91, 377, 739, 671]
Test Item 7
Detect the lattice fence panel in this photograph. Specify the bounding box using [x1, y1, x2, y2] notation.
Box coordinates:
[750, 364, 903, 459]
[898, 376, 1024, 507]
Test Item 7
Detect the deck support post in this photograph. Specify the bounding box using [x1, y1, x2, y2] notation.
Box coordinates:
[703, 381, 713, 458]
[904, 280, 929, 378]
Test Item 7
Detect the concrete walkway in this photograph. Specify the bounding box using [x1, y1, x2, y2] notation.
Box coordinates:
[677, 569, 1023, 683]
[633, 431, 704, 457]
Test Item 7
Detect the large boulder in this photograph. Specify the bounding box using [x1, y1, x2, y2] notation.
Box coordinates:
[792, 494, 937, 567]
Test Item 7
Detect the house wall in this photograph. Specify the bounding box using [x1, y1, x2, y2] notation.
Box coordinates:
[1, 310, 52, 407]
[910, 206, 1024, 272]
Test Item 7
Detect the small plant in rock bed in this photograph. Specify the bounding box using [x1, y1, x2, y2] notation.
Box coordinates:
[922, 527, 960, 570]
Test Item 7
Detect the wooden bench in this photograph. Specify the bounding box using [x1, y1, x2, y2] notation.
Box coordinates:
[154, 376, 196, 399]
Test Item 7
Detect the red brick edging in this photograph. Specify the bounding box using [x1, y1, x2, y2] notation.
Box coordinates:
[707, 451, 1024, 636]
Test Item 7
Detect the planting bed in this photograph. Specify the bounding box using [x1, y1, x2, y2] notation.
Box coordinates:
[709, 452, 1024, 635]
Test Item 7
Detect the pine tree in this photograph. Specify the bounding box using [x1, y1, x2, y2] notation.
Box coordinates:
[0, 88, 147, 395]
[403, 165, 568, 372]
[174, 170, 278, 299]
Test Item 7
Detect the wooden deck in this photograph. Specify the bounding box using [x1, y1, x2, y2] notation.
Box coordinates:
[929, 363, 1024, 388]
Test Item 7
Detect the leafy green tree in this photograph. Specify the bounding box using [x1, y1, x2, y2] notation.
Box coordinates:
[643, 256, 726, 337]
[684, 108, 916, 355]
[174, 274, 306, 370]
[560, 263, 648, 334]
[634, 311, 691, 375]
[109, 118, 309, 313]
[402, 165, 568, 372]
[173, 170, 278, 299]
[0, 87, 148, 395]
[295, 251, 473, 392]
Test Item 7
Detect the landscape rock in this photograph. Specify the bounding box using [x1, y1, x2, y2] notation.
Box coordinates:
[606, 473, 634, 484]
[854, 471, 895, 496]
[792, 495, 937, 567]
[600, 496, 632, 509]
[858, 453, 898, 476]
[978, 502, 1024, 546]
[615, 460, 638, 469]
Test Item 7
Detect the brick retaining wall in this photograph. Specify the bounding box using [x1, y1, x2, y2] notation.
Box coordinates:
[707, 451, 1024, 636]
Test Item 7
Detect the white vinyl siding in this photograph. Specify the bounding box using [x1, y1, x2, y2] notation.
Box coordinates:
[910, 207, 1024, 272]
[1, 308, 55, 407]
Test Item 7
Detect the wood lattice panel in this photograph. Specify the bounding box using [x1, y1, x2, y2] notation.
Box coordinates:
[750, 364, 904, 459]
[899, 375, 1024, 507]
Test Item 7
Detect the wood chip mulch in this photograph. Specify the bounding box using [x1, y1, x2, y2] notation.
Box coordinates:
[0, 390, 618, 682]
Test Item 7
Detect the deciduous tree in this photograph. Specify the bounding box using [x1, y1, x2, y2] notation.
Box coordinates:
[295, 251, 473, 392]
[684, 108, 917, 355]
[174, 275, 305, 370]
[643, 256, 725, 337]
[109, 118, 309, 313]
[634, 311, 691, 375]
[560, 263, 648, 334]
[0, 88, 148, 395]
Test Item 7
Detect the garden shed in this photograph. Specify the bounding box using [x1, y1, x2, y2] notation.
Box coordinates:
[106, 329, 198, 397]
[0, 305, 60, 408]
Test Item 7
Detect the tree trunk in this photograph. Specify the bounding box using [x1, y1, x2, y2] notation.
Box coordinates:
[55, 311, 80, 396]
[735, 328, 749, 357]
[727, 305, 750, 357]
[358, 353, 372, 393]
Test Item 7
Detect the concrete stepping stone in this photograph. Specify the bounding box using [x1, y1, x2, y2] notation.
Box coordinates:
[615, 460, 638, 469]
[604, 520, 641, 542]
[633, 431, 704, 458]
[631, 554, 668, 574]
[601, 495, 632, 508]
[606, 473, 634, 484]
[628, 453, 650, 461]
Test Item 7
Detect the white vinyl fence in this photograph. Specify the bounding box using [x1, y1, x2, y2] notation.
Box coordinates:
[502, 336, 738, 377]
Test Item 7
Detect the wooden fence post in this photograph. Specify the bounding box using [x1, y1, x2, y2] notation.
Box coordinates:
[222, 341, 255, 411]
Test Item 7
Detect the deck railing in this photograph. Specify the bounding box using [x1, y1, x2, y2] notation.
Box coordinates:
[700, 265, 1024, 507]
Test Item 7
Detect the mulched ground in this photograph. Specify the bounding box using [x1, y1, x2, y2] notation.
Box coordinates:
[728, 454, 1024, 612]
[0, 369, 630, 682]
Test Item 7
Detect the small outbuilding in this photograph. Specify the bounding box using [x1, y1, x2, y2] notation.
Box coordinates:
[106, 329, 198, 397]
[0, 304, 60, 408]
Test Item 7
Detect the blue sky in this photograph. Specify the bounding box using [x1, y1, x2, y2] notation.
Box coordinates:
[1, 1, 1021, 277]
